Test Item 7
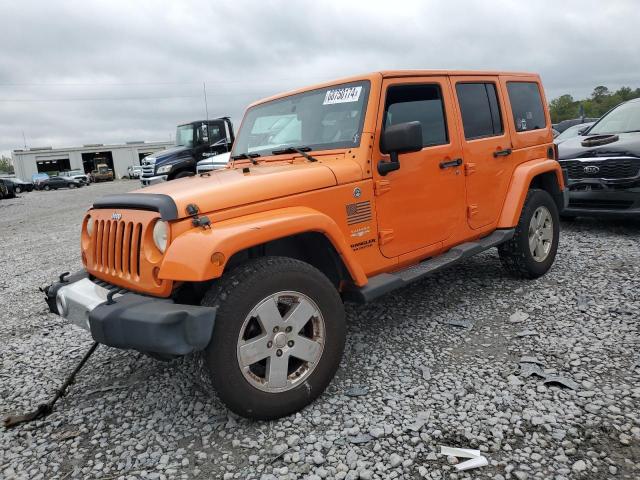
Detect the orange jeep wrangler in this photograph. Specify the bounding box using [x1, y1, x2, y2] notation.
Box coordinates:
[46, 71, 567, 419]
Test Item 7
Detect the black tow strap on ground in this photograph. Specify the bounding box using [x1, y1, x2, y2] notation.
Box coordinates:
[3, 342, 99, 429]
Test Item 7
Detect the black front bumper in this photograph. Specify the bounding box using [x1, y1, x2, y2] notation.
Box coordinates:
[562, 179, 640, 218]
[45, 271, 216, 356]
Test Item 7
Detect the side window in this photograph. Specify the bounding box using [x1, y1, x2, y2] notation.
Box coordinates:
[208, 125, 224, 143]
[507, 82, 547, 132]
[456, 83, 503, 139]
[383, 84, 448, 147]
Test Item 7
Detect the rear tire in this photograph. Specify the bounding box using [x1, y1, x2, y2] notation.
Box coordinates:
[498, 189, 560, 279]
[44, 185, 50, 191]
[201, 256, 345, 420]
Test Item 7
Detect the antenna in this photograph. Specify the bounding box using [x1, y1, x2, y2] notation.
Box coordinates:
[22, 131, 27, 149]
[203, 81, 209, 121]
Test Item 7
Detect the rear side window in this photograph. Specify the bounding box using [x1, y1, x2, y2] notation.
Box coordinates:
[456, 83, 503, 139]
[507, 82, 547, 132]
[384, 84, 448, 147]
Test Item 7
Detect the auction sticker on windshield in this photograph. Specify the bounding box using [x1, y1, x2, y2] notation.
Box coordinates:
[323, 86, 362, 105]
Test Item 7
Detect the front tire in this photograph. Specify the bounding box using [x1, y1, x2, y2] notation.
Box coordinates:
[14, 187, 21, 194]
[202, 256, 346, 420]
[498, 188, 560, 279]
[44, 185, 50, 191]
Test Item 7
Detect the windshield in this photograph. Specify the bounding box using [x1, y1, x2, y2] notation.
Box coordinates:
[588, 101, 640, 135]
[175, 124, 195, 147]
[232, 81, 370, 157]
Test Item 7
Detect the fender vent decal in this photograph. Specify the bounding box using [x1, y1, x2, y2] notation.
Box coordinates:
[346, 200, 372, 225]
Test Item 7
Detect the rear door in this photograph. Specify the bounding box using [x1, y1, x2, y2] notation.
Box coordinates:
[373, 76, 466, 258]
[452, 77, 514, 229]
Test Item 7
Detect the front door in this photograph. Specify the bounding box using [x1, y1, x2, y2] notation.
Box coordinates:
[373, 77, 466, 258]
[451, 77, 513, 229]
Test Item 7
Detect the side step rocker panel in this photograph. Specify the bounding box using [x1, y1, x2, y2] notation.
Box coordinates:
[344, 229, 515, 304]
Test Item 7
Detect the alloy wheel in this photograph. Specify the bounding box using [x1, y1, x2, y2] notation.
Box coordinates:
[528, 206, 554, 262]
[236, 291, 325, 393]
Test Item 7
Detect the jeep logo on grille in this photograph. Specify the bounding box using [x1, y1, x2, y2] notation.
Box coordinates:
[112, 212, 122, 220]
[584, 165, 600, 174]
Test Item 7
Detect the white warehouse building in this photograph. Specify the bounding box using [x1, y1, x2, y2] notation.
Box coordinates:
[11, 140, 173, 181]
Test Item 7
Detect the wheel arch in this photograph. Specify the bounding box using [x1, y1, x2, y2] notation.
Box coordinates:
[497, 159, 565, 228]
[159, 206, 368, 287]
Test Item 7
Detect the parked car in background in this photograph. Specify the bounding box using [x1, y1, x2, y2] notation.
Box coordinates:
[126, 165, 143, 179]
[559, 98, 640, 218]
[0, 178, 17, 198]
[554, 122, 595, 144]
[196, 152, 231, 174]
[140, 118, 234, 186]
[38, 176, 84, 190]
[2, 177, 34, 193]
[553, 117, 599, 134]
[60, 169, 90, 185]
[32, 173, 49, 188]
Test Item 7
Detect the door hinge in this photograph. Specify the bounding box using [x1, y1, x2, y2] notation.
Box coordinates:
[467, 204, 479, 218]
[464, 163, 476, 176]
[374, 179, 391, 196]
[378, 229, 394, 245]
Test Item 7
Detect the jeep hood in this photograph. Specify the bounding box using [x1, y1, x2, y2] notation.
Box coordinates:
[94, 162, 339, 220]
[558, 132, 640, 160]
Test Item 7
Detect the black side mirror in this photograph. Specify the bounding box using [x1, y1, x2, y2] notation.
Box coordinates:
[378, 121, 423, 175]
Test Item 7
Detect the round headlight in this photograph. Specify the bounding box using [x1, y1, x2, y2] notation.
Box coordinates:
[152, 220, 169, 253]
[86, 216, 94, 236]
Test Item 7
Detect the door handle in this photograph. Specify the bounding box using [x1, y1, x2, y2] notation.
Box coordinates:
[493, 148, 512, 158]
[439, 158, 463, 169]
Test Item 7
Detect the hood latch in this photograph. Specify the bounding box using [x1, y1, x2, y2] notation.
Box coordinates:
[186, 203, 211, 229]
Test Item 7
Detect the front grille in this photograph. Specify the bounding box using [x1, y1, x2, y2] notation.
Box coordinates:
[568, 198, 634, 210]
[563, 158, 640, 179]
[141, 159, 156, 178]
[93, 219, 143, 278]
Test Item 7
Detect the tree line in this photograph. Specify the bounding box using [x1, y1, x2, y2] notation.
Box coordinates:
[549, 86, 640, 124]
[0, 155, 14, 174]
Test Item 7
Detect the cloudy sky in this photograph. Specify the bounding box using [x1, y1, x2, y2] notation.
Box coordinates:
[1, 0, 638, 157]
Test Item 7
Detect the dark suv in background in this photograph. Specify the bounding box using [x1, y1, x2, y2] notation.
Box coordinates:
[559, 98, 640, 218]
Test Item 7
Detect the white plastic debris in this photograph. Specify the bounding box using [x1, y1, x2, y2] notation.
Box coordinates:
[440, 446, 480, 458]
[440, 446, 488, 472]
[456, 456, 489, 471]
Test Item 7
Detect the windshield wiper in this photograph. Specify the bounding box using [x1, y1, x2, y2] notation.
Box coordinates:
[622, 130, 640, 133]
[231, 152, 260, 165]
[271, 146, 318, 162]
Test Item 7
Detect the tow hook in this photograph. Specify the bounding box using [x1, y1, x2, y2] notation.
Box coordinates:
[3, 342, 99, 429]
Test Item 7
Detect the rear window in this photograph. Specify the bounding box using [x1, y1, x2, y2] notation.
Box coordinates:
[456, 83, 503, 139]
[507, 82, 547, 132]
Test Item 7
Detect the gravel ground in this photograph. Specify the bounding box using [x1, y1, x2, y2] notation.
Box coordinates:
[1, 181, 639, 480]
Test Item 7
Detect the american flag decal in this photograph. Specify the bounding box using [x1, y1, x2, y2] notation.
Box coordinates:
[346, 200, 372, 225]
